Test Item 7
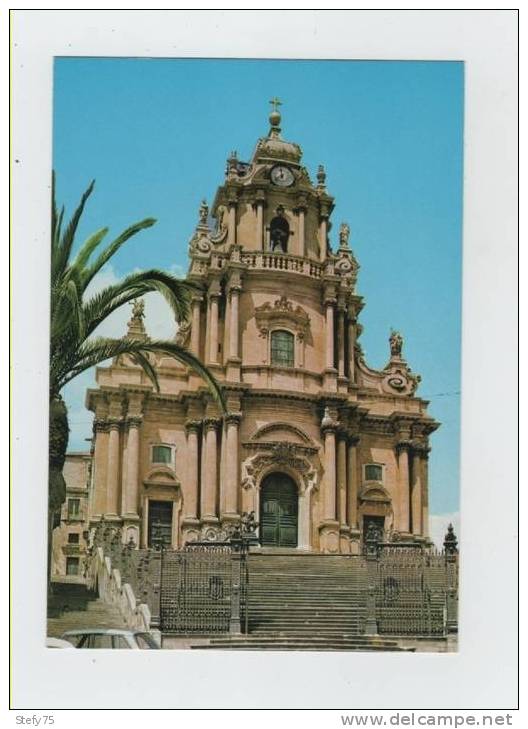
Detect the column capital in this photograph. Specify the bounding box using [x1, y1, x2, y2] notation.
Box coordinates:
[395, 439, 413, 454]
[225, 412, 242, 427]
[251, 188, 267, 206]
[107, 417, 123, 430]
[413, 442, 431, 459]
[337, 426, 349, 442]
[126, 416, 143, 428]
[347, 432, 360, 446]
[203, 417, 221, 432]
[94, 418, 109, 433]
[208, 279, 222, 299]
[185, 419, 202, 435]
[226, 189, 239, 206]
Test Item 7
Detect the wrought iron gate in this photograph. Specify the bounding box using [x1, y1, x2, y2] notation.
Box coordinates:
[160, 545, 235, 634]
[374, 547, 447, 636]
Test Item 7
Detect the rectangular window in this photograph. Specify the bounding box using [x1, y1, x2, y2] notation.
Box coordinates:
[66, 557, 79, 575]
[67, 498, 81, 518]
[152, 445, 172, 465]
[271, 329, 294, 367]
[365, 464, 383, 482]
[68, 533, 80, 544]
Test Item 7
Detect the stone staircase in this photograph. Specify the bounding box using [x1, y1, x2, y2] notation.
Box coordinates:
[47, 582, 127, 638]
[191, 553, 413, 651]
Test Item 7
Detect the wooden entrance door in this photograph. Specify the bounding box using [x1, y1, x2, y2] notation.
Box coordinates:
[148, 500, 173, 548]
[260, 473, 298, 547]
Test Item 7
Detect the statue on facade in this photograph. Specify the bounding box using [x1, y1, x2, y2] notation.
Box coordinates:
[339, 222, 350, 249]
[131, 298, 145, 322]
[199, 199, 209, 226]
[389, 329, 403, 358]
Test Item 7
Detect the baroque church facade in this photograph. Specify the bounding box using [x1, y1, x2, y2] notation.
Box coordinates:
[86, 104, 439, 555]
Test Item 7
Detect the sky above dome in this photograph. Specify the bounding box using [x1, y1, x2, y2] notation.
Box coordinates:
[53, 58, 463, 534]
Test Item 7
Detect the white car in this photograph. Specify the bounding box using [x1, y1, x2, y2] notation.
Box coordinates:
[61, 628, 160, 649]
[46, 637, 75, 649]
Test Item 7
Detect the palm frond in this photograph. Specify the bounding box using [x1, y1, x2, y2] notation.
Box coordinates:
[60, 337, 227, 412]
[82, 269, 195, 337]
[52, 179, 95, 284]
[81, 218, 156, 289]
[71, 227, 109, 272]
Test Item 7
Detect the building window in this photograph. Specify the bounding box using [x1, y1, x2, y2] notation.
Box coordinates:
[271, 330, 294, 368]
[152, 445, 173, 466]
[67, 498, 81, 519]
[66, 557, 79, 575]
[68, 533, 80, 544]
[364, 464, 384, 482]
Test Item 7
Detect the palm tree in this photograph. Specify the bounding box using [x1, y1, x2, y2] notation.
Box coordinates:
[49, 176, 225, 576]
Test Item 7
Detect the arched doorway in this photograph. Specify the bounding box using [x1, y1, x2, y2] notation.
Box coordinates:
[260, 472, 298, 547]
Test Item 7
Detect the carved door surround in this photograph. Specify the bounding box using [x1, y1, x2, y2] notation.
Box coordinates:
[241, 437, 320, 550]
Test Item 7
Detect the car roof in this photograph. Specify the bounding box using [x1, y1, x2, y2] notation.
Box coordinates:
[61, 629, 142, 636]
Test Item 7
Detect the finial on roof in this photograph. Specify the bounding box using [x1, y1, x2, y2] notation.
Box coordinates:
[317, 164, 326, 188]
[269, 96, 282, 125]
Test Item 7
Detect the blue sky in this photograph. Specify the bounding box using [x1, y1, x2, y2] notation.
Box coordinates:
[53, 58, 463, 531]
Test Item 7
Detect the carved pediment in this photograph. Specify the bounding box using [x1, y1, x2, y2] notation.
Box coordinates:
[254, 296, 310, 341]
[249, 422, 314, 446]
[144, 465, 179, 486]
[359, 484, 392, 503]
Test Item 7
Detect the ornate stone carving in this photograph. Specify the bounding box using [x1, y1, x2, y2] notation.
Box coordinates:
[210, 205, 228, 244]
[254, 296, 310, 341]
[241, 443, 318, 495]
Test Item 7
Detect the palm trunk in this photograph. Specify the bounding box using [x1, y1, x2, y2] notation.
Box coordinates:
[48, 394, 69, 585]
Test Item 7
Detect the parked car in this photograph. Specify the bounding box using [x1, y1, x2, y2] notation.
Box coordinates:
[61, 629, 160, 649]
[46, 637, 75, 649]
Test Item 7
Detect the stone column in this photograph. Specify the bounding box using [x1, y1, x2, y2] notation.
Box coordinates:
[229, 287, 240, 359]
[411, 448, 423, 536]
[190, 296, 203, 356]
[421, 448, 430, 538]
[323, 427, 337, 521]
[207, 281, 221, 366]
[105, 419, 121, 519]
[296, 197, 307, 257]
[222, 412, 241, 520]
[255, 190, 265, 251]
[347, 308, 357, 384]
[337, 305, 346, 378]
[347, 434, 360, 531]
[337, 429, 348, 526]
[396, 440, 412, 535]
[319, 408, 340, 553]
[319, 204, 330, 261]
[183, 420, 201, 522]
[227, 195, 237, 247]
[325, 298, 335, 370]
[337, 429, 350, 553]
[226, 274, 242, 382]
[92, 419, 109, 518]
[201, 418, 220, 522]
[123, 417, 141, 518]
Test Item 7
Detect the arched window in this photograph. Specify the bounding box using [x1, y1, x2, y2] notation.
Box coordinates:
[271, 329, 294, 367]
[270, 215, 290, 253]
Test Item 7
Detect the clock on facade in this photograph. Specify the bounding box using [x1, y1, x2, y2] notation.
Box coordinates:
[270, 165, 295, 187]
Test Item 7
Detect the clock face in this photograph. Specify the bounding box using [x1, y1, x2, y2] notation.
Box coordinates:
[270, 165, 295, 187]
